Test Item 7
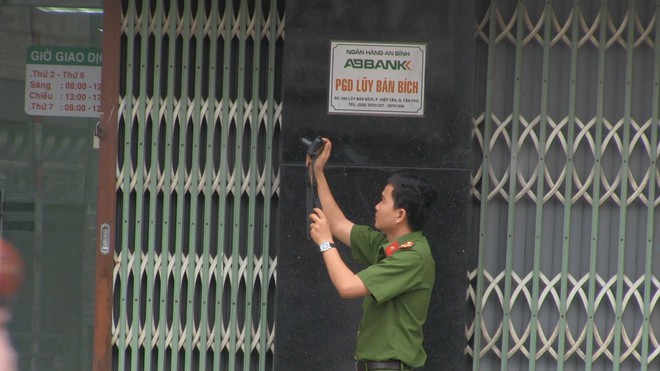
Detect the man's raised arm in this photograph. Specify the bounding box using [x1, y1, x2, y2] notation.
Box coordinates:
[308, 138, 354, 247]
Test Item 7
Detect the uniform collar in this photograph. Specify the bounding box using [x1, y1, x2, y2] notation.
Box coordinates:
[379, 231, 423, 257]
[382, 230, 423, 247]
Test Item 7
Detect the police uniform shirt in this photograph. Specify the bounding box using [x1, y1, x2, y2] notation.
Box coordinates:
[350, 224, 436, 368]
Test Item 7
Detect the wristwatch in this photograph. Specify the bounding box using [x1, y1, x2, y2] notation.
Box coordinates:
[319, 241, 336, 252]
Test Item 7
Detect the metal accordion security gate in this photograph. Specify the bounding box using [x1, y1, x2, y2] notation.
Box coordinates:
[466, 0, 660, 370]
[113, 1, 283, 370]
[469, 1, 660, 370]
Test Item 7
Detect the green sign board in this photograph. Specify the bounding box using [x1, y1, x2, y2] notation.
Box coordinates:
[25, 45, 102, 118]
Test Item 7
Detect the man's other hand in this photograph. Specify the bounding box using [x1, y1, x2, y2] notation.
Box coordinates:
[309, 208, 333, 245]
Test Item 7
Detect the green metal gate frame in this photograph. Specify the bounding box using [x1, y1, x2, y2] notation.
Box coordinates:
[112, 1, 283, 369]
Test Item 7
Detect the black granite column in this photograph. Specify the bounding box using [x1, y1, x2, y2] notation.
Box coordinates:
[275, 2, 474, 370]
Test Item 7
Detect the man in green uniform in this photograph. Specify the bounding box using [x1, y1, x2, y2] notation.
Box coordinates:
[307, 138, 438, 371]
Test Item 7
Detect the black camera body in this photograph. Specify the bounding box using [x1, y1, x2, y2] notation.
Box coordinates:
[301, 136, 324, 158]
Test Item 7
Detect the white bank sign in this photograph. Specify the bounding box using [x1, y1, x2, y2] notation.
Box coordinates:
[328, 41, 426, 117]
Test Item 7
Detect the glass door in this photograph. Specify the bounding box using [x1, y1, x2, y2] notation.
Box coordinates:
[0, 2, 103, 370]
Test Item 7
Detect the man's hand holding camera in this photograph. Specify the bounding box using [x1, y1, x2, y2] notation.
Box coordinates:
[303, 136, 330, 174]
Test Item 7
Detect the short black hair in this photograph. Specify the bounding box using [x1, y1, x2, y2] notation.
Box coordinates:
[387, 173, 438, 231]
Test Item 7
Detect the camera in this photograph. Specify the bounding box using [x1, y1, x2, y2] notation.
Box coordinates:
[301, 136, 325, 158]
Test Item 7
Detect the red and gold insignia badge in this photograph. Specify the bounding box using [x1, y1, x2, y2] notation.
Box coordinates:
[384, 240, 415, 257]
